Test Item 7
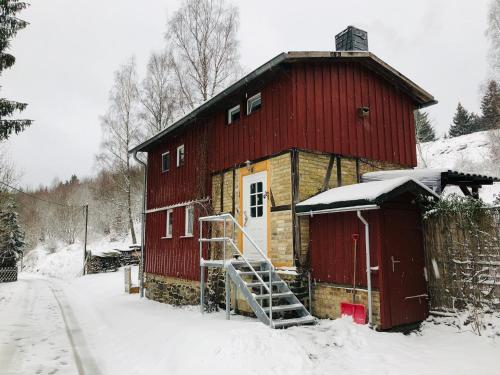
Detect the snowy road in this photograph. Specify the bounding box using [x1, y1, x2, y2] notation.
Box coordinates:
[0, 275, 99, 375]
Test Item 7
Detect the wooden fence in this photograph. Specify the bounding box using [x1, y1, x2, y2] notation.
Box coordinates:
[423, 207, 500, 313]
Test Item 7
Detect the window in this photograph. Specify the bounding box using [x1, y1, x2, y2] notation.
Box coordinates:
[176, 145, 185, 167]
[185, 205, 194, 237]
[247, 92, 262, 115]
[227, 105, 240, 124]
[249, 182, 264, 218]
[165, 209, 173, 238]
[161, 151, 170, 172]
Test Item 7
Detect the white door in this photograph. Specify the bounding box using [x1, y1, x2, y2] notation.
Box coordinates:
[242, 171, 268, 260]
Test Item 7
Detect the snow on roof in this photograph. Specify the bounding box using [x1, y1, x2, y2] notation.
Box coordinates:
[296, 177, 438, 212]
[362, 169, 446, 193]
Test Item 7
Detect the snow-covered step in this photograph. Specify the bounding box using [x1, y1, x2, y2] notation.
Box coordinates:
[272, 316, 316, 329]
[237, 270, 271, 276]
[254, 291, 293, 300]
[263, 303, 303, 313]
[245, 280, 286, 288]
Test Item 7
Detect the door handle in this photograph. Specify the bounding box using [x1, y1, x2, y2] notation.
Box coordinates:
[243, 211, 248, 226]
[391, 256, 401, 272]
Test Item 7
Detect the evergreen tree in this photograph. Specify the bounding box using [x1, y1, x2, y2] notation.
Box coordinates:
[449, 103, 475, 137]
[0, 1, 32, 140]
[479, 80, 500, 130]
[414, 110, 436, 142]
[0, 201, 25, 268]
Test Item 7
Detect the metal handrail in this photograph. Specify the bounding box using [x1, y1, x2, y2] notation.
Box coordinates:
[199, 212, 274, 326]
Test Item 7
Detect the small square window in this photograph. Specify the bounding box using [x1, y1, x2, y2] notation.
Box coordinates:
[166, 209, 173, 238]
[185, 205, 194, 237]
[177, 145, 185, 167]
[161, 152, 170, 172]
[227, 105, 240, 124]
[247, 92, 262, 115]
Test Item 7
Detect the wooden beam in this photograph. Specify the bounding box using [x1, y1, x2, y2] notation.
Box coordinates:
[290, 149, 301, 268]
[459, 184, 471, 196]
[321, 154, 336, 192]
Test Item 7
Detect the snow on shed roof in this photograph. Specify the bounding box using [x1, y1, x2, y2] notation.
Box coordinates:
[296, 177, 438, 213]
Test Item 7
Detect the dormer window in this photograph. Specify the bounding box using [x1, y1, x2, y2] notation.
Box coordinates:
[227, 105, 240, 124]
[247, 92, 262, 115]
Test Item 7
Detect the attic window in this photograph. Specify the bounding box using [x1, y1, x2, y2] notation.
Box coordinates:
[176, 145, 185, 167]
[247, 93, 262, 115]
[228, 105, 240, 124]
[161, 152, 170, 172]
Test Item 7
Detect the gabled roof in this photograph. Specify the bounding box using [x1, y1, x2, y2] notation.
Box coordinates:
[296, 177, 438, 213]
[130, 51, 436, 154]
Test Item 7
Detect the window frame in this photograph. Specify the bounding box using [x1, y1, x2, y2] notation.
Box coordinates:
[246, 92, 262, 115]
[184, 205, 194, 237]
[165, 209, 173, 239]
[176, 144, 185, 167]
[227, 104, 241, 124]
[161, 151, 170, 173]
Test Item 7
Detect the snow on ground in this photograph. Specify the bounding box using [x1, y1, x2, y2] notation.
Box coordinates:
[7, 268, 491, 375]
[22, 235, 135, 279]
[417, 130, 500, 203]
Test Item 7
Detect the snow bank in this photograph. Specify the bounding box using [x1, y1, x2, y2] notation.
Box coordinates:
[417, 131, 500, 203]
[23, 235, 135, 279]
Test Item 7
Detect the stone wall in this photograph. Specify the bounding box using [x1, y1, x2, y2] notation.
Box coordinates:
[145, 273, 200, 306]
[312, 282, 381, 327]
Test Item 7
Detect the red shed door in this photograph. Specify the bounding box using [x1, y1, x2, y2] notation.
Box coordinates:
[383, 208, 428, 328]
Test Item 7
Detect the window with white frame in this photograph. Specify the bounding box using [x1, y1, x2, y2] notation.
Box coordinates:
[185, 205, 194, 237]
[176, 145, 185, 167]
[247, 92, 262, 115]
[161, 151, 170, 172]
[165, 209, 173, 238]
[227, 105, 240, 124]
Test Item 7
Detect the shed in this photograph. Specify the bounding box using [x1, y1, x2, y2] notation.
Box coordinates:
[297, 177, 439, 329]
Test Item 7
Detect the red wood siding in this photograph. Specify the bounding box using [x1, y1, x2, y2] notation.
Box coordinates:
[145, 60, 421, 280]
[309, 211, 381, 289]
[145, 207, 201, 280]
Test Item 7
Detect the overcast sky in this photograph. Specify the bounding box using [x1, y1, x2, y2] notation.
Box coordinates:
[2, 0, 491, 188]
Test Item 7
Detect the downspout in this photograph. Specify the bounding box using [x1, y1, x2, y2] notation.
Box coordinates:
[133, 150, 147, 298]
[357, 210, 372, 326]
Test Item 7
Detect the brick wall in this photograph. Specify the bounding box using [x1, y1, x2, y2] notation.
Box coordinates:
[313, 282, 381, 327]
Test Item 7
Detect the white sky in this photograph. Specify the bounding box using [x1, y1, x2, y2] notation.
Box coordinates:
[1, 0, 490, 188]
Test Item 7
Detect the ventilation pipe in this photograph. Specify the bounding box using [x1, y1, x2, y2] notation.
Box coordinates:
[357, 210, 373, 326]
[133, 150, 147, 298]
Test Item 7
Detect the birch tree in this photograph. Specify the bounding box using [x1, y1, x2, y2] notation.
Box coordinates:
[97, 58, 142, 244]
[486, 0, 500, 79]
[140, 51, 180, 136]
[166, 0, 241, 109]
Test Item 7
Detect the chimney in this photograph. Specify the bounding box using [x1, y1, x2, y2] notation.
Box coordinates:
[335, 26, 368, 51]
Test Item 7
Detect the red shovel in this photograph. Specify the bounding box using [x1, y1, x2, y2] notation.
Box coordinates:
[340, 234, 366, 324]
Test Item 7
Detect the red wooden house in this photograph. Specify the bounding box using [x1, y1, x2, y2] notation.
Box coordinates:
[130, 28, 437, 329]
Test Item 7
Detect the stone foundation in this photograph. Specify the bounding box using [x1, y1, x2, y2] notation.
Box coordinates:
[145, 273, 200, 305]
[312, 282, 381, 327]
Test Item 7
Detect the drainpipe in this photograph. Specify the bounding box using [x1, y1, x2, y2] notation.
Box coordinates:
[133, 150, 147, 298]
[357, 210, 372, 326]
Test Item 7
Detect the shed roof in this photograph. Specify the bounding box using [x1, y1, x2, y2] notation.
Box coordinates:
[296, 177, 438, 213]
[130, 51, 436, 154]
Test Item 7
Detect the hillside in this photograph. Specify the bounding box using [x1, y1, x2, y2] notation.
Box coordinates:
[417, 130, 500, 203]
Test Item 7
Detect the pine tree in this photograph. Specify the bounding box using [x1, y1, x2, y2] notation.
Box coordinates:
[449, 103, 475, 137]
[414, 110, 436, 142]
[0, 201, 25, 268]
[479, 80, 500, 130]
[0, 1, 32, 140]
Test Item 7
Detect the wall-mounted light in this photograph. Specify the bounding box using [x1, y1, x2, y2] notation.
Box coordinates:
[245, 160, 253, 172]
[357, 106, 370, 118]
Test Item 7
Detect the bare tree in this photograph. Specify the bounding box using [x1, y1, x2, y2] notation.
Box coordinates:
[97, 57, 142, 244]
[140, 51, 180, 136]
[487, 0, 500, 79]
[166, 0, 241, 109]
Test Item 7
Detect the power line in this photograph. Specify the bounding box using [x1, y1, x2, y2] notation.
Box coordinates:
[0, 180, 82, 208]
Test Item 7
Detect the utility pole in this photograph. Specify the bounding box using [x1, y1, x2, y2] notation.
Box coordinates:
[83, 204, 89, 275]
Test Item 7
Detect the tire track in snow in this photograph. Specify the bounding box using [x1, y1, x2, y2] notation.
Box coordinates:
[49, 284, 102, 375]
